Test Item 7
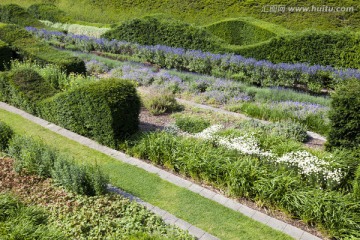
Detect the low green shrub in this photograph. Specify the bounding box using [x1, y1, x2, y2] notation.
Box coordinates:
[0, 67, 58, 113]
[52, 157, 108, 196]
[0, 4, 44, 27]
[102, 16, 225, 52]
[0, 24, 86, 75]
[144, 92, 182, 116]
[0, 121, 14, 152]
[236, 119, 308, 143]
[7, 135, 109, 196]
[327, 79, 360, 149]
[175, 116, 210, 133]
[27, 3, 70, 23]
[0, 40, 12, 71]
[38, 78, 140, 147]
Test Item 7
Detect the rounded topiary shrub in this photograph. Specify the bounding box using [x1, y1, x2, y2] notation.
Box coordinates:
[0, 121, 13, 152]
[327, 79, 360, 149]
[38, 78, 141, 147]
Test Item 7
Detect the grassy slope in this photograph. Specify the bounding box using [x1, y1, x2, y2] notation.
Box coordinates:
[0, 108, 292, 240]
[1, 0, 359, 31]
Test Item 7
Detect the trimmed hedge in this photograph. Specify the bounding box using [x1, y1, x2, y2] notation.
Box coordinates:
[0, 40, 12, 71]
[38, 78, 140, 147]
[102, 16, 225, 52]
[327, 79, 360, 149]
[0, 121, 13, 152]
[205, 18, 277, 46]
[235, 30, 360, 69]
[0, 24, 86, 75]
[27, 3, 70, 23]
[0, 4, 44, 27]
[0, 67, 58, 114]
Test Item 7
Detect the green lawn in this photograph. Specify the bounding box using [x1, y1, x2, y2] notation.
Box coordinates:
[0, 108, 291, 240]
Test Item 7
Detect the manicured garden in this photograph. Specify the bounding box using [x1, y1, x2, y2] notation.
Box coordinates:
[0, 2, 360, 239]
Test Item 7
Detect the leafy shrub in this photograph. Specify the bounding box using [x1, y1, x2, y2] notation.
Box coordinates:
[52, 157, 108, 196]
[327, 79, 360, 149]
[38, 78, 140, 147]
[27, 3, 70, 23]
[237, 119, 308, 142]
[144, 92, 182, 115]
[0, 24, 86, 75]
[0, 40, 12, 71]
[102, 16, 224, 52]
[7, 135, 109, 196]
[0, 121, 13, 152]
[0, 67, 58, 113]
[8, 135, 57, 177]
[0, 4, 44, 27]
[175, 116, 210, 133]
[85, 59, 109, 75]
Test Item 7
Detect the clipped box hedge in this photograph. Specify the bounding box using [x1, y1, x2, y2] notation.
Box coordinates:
[38, 78, 141, 147]
[0, 23, 86, 75]
[0, 40, 12, 71]
[0, 67, 58, 114]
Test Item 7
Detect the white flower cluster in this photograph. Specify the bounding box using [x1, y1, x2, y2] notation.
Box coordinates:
[218, 135, 274, 157]
[194, 125, 223, 140]
[193, 125, 273, 157]
[191, 125, 343, 184]
[275, 151, 343, 183]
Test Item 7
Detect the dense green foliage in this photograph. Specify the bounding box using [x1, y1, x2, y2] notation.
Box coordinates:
[102, 16, 224, 52]
[38, 78, 140, 147]
[0, 121, 13, 152]
[0, 193, 65, 239]
[0, 67, 58, 114]
[28, 3, 70, 23]
[0, 40, 12, 71]
[175, 116, 210, 133]
[0, 23, 86, 74]
[0, 4, 44, 27]
[3, 0, 359, 31]
[143, 92, 182, 116]
[235, 30, 360, 69]
[205, 18, 277, 46]
[123, 131, 360, 239]
[7, 134, 109, 196]
[328, 79, 360, 149]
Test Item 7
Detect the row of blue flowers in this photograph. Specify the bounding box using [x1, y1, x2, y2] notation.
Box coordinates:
[26, 27, 360, 93]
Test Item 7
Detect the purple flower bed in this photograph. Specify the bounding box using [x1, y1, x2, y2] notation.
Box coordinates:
[25, 27, 360, 93]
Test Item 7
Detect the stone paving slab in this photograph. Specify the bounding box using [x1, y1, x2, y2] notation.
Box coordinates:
[0, 102, 324, 240]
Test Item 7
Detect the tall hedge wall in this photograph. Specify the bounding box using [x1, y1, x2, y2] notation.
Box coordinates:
[234, 30, 360, 69]
[0, 40, 12, 71]
[38, 78, 141, 147]
[102, 16, 225, 52]
[0, 23, 86, 75]
[327, 79, 360, 150]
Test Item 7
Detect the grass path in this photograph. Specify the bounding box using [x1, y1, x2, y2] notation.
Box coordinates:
[0, 107, 293, 240]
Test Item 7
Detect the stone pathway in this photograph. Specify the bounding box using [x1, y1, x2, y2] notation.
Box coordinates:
[0, 102, 322, 240]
